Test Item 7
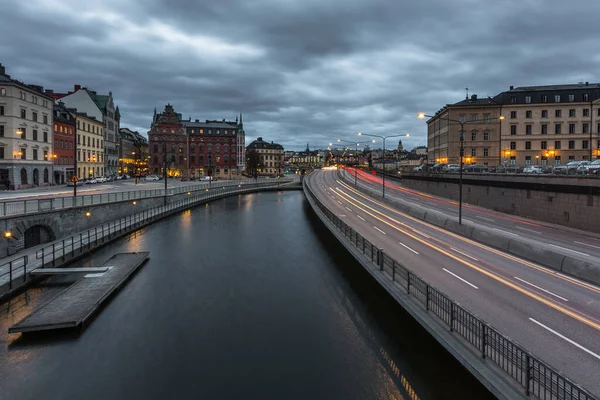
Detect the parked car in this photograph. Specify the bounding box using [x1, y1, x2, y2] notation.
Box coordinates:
[523, 165, 543, 174]
[565, 161, 588, 175]
[585, 159, 600, 175]
[96, 176, 107, 183]
[116, 175, 123, 180]
[200, 176, 214, 181]
[575, 161, 592, 174]
[504, 165, 523, 174]
[463, 164, 488, 173]
[552, 165, 568, 175]
[66, 180, 85, 187]
[412, 165, 424, 172]
[431, 163, 447, 172]
[145, 175, 160, 181]
[445, 164, 460, 173]
[86, 178, 97, 184]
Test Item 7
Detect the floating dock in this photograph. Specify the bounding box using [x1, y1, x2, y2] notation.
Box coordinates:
[9, 252, 149, 334]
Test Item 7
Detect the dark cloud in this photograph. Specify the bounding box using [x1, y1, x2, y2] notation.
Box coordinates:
[2, 0, 599, 150]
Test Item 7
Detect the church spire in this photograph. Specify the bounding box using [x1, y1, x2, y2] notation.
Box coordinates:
[239, 112, 243, 127]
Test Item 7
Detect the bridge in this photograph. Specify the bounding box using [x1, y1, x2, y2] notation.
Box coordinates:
[304, 169, 599, 400]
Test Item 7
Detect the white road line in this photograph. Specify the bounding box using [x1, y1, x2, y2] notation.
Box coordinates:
[492, 228, 520, 237]
[529, 318, 600, 361]
[413, 230, 431, 239]
[475, 216, 495, 222]
[443, 268, 479, 289]
[462, 219, 474, 224]
[548, 244, 589, 257]
[339, 214, 346, 217]
[337, 200, 343, 205]
[450, 247, 478, 261]
[514, 277, 569, 302]
[574, 241, 600, 250]
[345, 207, 352, 212]
[373, 226, 386, 235]
[399, 242, 419, 254]
[515, 226, 542, 234]
[357, 215, 366, 221]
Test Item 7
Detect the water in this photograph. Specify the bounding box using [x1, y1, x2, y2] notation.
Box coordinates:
[0, 191, 493, 400]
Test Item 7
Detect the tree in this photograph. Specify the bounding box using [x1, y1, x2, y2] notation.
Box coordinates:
[246, 149, 263, 179]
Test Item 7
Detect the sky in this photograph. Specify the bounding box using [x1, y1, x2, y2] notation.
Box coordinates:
[2, 0, 600, 151]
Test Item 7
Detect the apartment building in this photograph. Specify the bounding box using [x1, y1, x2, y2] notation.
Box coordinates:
[74, 111, 104, 179]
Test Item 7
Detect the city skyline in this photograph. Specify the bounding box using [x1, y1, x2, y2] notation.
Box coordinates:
[2, 0, 600, 149]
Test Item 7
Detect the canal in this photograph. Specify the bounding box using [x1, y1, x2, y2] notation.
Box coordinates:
[0, 191, 493, 400]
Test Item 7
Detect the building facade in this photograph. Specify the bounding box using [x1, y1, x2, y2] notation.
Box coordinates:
[74, 112, 104, 179]
[0, 64, 54, 189]
[50, 85, 120, 176]
[52, 102, 76, 184]
[246, 137, 284, 176]
[119, 128, 148, 176]
[425, 84, 600, 166]
[148, 104, 246, 179]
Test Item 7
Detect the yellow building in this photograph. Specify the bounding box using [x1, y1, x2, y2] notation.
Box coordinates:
[73, 111, 104, 179]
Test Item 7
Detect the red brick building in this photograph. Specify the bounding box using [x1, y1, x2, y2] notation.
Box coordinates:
[148, 104, 245, 179]
[51, 102, 76, 184]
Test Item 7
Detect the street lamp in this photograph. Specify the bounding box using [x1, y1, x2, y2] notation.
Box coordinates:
[45, 153, 57, 185]
[357, 132, 409, 198]
[337, 138, 374, 187]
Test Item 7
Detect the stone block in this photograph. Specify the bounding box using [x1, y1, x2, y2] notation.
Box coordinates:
[507, 241, 565, 271]
[561, 258, 600, 286]
[424, 211, 446, 228]
[471, 228, 512, 252]
[444, 219, 474, 238]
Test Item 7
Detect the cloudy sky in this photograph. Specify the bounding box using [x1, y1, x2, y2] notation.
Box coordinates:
[2, 0, 599, 151]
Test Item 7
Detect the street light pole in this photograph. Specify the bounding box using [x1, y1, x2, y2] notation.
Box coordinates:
[337, 138, 374, 188]
[163, 142, 168, 206]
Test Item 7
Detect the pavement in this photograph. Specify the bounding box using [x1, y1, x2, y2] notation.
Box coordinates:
[307, 169, 600, 397]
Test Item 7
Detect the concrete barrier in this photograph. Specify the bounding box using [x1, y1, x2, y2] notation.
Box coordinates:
[444, 219, 475, 238]
[408, 207, 426, 220]
[561, 257, 600, 285]
[471, 228, 512, 252]
[424, 211, 446, 229]
[507, 241, 566, 271]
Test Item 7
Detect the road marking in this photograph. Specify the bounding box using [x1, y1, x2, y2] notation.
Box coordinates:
[414, 230, 431, 239]
[443, 268, 478, 289]
[515, 226, 542, 234]
[373, 226, 386, 235]
[492, 228, 520, 237]
[476, 216, 495, 222]
[462, 219, 474, 224]
[574, 241, 600, 250]
[450, 247, 478, 261]
[345, 207, 352, 212]
[529, 318, 600, 361]
[514, 277, 569, 302]
[357, 215, 366, 221]
[548, 244, 589, 257]
[399, 242, 419, 254]
[339, 214, 346, 217]
[337, 200, 343, 205]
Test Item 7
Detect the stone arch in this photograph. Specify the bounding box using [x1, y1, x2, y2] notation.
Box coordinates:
[43, 168, 49, 183]
[23, 225, 53, 248]
[33, 169, 40, 185]
[20, 168, 28, 185]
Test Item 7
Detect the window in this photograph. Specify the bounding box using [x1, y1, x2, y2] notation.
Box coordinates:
[471, 132, 477, 141]
[583, 140, 589, 149]
[32, 112, 37, 122]
[0, 126, 3, 137]
[21, 109, 26, 119]
[510, 125, 517, 135]
[542, 95, 548, 103]
[21, 128, 26, 139]
[0, 88, 5, 96]
[510, 96, 517, 104]
[20, 148, 26, 159]
[483, 148, 489, 157]
[583, 123, 589, 134]
[554, 156, 561, 165]
[569, 140, 575, 149]
[0, 106, 3, 115]
[541, 141, 547, 150]
[0, 148, 3, 159]
[555, 124, 561, 134]
[510, 111, 517, 119]
[459, 115, 465, 123]
[555, 110, 562, 118]
[555, 95, 561, 102]
[568, 155, 575, 161]
[153, 144, 158, 153]
[526, 110, 532, 118]
[510, 156, 516, 165]
[583, 108, 590, 117]
[179, 156, 184, 164]
[483, 115, 489, 123]
[541, 124, 547, 135]
[569, 109, 576, 117]
[541, 110, 548, 118]
[541, 156, 547, 165]
[525, 156, 531, 165]
[526, 125, 532, 135]
[483, 131, 489, 141]
[555, 141, 561, 150]
[43, 115, 48, 124]
[569, 124, 575, 134]
[471, 115, 477, 123]
[525, 96, 531, 104]
[510, 141, 516, 150]
[77, 134, 80, 144]
[43, 132, 48, 142]
[43, 150, 48, 160]
[583, 94, 589, 101]
[525, 141, 531, 150]
[471, 148, 476, 157]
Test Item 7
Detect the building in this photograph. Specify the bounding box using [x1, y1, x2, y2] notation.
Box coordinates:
[425, 83, 600, 166]
[119, 128, 148, 176]
[0, 63, 54, 189]
[74, 111, 104, 179]
[288, 144, 323, 168]
[49, 85, 120, 176]
[148, 104, 246, 179]
[246, 137, 284, 176]
[52, 102, 76, 184]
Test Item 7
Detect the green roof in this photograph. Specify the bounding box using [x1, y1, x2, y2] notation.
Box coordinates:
[88, 90, 109, 110]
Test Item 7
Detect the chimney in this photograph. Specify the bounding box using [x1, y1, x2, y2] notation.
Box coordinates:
[471, 94, 477, 101]
[0, 63, 5, 75]
[74, 84, 81, 91]
[509, 86, 514, 90]
[586, 82, 589, 86]
[45, 89, 54, 95]
[195, 119, 199, 123]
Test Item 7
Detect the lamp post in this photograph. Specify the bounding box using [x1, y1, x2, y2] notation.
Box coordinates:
[357, 132, 410, 198]
[337, 138, 374, 187]
[536, 155, 539, 165]
[132, 151, 138, 184]
[163, 142, 168, 206]
[45, 153, 57, 185]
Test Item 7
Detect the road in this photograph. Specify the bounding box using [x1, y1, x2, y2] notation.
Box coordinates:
[343, 168, 600, 263]
[307, 169, 600, 396]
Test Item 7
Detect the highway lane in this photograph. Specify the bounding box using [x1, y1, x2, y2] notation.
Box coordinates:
[344, 168, 600, 262]
[309, 170, 600, 396]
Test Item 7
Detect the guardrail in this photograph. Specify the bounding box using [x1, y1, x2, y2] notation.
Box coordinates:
[0, 178, 285, 218]
[304, 177, 596, 400]
[0, 179, 291, 294]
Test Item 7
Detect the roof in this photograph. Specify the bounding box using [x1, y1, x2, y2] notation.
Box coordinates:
[53, 102, 76, 125]
[0, 70, 55, 101]
[247, 137, 284, 150]
[87, 90, 109, 111]
[509, 83, 600, 92]
[451, 96, 501, 107]
[183, 121, 238, 130]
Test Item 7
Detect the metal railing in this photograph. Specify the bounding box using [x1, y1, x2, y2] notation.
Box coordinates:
[304, 178, 596, 400]
[0, 178, 284, 218]
[0, 179, 291, 293]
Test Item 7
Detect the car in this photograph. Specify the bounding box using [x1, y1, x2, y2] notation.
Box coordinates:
[431, 163, 447, 172]
[66, 180, 85, 187]
[145, 175, 160, 181]
[116, 175, 123, 180]
[200, 176, 215, 181]
[504, 165, 523, 174]
[575, 161, 592, 174]
[463, 164, 488, 173]
[585, 159, 600, 175]
[523, 165, 543, 174]
[96, 176, 107, 183]
[551, 165, 568, 175]
[445, 164, 460, 173]
[565, 161, 588, 175]
[412, 165, 424, 172]
[125, 174, 131, 179]
[86, 178, 97, 184]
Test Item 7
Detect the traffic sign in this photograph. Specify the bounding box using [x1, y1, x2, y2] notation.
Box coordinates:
[70, 176, 79, 183]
